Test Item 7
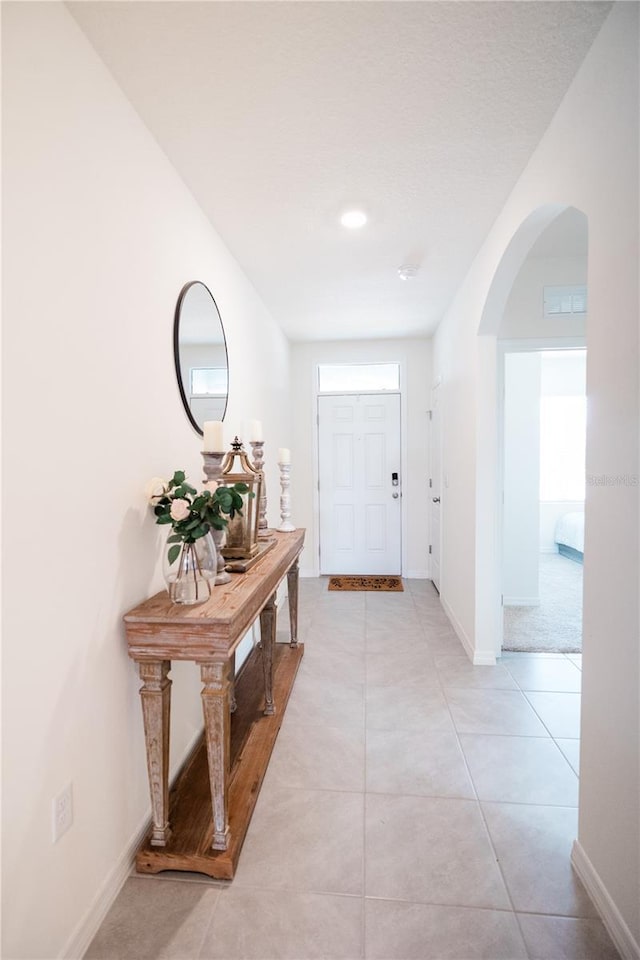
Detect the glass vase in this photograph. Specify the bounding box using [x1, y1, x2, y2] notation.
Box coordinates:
[162, 533, 217, 605]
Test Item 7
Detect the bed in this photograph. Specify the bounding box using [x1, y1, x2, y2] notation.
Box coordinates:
[554, 510, 584, 563]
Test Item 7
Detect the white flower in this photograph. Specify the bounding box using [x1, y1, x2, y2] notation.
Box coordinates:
[170, 498, 191, 522]
[144, 476, 168, 505]
[204, 480, 219, 494]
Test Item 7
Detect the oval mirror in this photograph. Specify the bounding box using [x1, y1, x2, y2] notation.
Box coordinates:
[174, 281, 229, 434]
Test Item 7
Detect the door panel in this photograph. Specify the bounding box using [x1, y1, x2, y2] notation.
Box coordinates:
[319, 393, 401, 574]
[333, 434, 354, 487]
[364, 434, 385, 487]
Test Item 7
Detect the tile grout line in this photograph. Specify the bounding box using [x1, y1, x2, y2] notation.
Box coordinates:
[414, 593, 530, 952]
[408, 586, 557, 959]
[363, 591, 368, 957]
[415, 583, 533, 957]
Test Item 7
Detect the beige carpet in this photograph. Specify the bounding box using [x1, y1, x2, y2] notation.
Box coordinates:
[503, 553, 582, 653]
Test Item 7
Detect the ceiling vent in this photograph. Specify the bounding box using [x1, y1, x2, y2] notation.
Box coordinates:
[543, 285, 587, 317]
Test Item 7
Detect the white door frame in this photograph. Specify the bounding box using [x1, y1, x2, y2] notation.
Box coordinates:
[496, 336, 586, 652]
[310, 362, 408, 578]
[318, 392, 402, 574]
[429, 376, 442, 590]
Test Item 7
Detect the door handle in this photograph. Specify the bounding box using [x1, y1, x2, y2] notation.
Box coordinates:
[432, 497, 441, 503]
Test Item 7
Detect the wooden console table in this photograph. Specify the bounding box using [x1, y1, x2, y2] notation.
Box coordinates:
[123, 528, 305, 879]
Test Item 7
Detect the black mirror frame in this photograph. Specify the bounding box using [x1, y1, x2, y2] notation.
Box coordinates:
[173, 280, 229, 436]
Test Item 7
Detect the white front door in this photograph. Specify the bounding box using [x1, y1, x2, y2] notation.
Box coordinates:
[318, 393, 401, 574]
[429, 383, 442, 591]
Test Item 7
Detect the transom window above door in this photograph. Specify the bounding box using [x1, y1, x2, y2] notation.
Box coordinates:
[317, 363, 400, 393]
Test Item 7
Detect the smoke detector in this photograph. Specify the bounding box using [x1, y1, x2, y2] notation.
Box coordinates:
[398, 264, 418, 281]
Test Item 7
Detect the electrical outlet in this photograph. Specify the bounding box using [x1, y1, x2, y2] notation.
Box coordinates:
[52, 783, 73, 843]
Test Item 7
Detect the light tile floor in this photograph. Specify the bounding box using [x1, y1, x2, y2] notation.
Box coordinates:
[86, 580, 619, 960]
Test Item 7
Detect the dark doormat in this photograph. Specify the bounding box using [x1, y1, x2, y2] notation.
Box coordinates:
[328, 576, 404, 592]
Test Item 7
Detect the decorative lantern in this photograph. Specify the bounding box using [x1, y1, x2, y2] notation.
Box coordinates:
[220, 437, 263, 559]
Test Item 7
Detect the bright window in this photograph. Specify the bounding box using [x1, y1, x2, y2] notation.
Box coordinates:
[191, 367, 228, 396]
[539, 396, 586, 500]
[317, 363, 400, 393]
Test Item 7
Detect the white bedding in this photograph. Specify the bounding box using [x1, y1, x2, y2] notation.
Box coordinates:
[555, 511, 585, 553]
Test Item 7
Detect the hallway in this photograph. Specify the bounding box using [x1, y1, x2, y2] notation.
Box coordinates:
[87, 580, 618, 959]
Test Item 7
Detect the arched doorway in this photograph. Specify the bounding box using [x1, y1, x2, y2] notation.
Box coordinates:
[475, 204, 588, 661]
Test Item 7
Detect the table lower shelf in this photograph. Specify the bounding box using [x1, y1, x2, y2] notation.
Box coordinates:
[135, 641, 304, 880]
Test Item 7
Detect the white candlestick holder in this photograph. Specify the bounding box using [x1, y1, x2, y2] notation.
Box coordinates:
[201, 451, 232, 584]
[277, 461, 295, 532]
[249, 440, 269, 539]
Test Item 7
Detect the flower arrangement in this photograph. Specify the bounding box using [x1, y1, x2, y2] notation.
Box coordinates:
[145, 470, 250, 566]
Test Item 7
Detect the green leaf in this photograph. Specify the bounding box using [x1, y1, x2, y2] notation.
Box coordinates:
[156, 514, 173, 525]
[167, 534, 182, 544]
[173, 470, 186, 485]
[167, 544, 181, 566]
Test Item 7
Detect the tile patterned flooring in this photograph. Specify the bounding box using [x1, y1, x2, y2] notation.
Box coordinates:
[86, 579, 620, 960]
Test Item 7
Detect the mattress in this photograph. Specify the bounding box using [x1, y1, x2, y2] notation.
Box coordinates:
[555, 511, 585, 554]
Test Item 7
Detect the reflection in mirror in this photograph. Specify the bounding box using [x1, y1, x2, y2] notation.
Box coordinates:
[174, 281, 229, 434]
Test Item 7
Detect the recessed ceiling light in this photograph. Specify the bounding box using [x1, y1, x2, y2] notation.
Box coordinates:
[340, 209, 367, 229]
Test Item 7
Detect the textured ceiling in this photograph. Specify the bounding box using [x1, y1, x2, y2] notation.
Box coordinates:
[68, 1, 610, 341]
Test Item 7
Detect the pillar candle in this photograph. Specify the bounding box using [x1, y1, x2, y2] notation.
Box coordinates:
[247, 419, 263, 442]
[203, 420, 224, 452]
[278, 447, 291, 464]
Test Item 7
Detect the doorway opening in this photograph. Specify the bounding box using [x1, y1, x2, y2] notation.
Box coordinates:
[316, 363, 402, 576]
[502, 348, 586, 654]
[318, 391, 402, 575]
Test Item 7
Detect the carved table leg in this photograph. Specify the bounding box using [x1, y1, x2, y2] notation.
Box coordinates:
[287, 557, 300, 648]
[229, 652, 237, 713]
[200, 660, 231, 850]
[138, 660, 172, 847]
[259, 593, 277, 716]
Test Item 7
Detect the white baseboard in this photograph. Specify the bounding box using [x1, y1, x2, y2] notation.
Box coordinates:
[404, 568, 429, 580]
[440, 596, 496, 665]
[60, 728, 203, 959]
[471, 651, 498, 665]
[571, 839, 640, 960]
[60, 812, 151, 959]
[504, 596, 540, 607]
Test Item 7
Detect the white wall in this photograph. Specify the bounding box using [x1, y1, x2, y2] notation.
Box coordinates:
[434, 3, 638, 952]
[503, 353, 541, 604]
[501, 256, 587, 340]
[1, 4, 291, 958]
[290, 339, 432, 579]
